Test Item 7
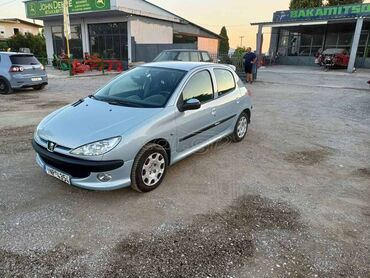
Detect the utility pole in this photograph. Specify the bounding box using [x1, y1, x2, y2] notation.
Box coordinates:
[239, 36, 245, 47]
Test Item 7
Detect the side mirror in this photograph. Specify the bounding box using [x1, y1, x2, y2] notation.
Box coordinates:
[182, 98, 201, 111]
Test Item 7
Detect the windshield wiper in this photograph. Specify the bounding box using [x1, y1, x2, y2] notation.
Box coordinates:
[107, 99, 144, 108]
[88, 94, 98, 100]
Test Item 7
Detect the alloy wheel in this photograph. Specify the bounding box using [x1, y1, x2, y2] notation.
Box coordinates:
[141, 152, 166, 186]
[237, 116, 248, 138]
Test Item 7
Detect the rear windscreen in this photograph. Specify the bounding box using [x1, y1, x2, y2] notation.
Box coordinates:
[10, 55, 39, 65]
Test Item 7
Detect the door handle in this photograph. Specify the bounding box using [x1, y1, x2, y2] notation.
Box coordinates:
[211, 108, 216, 115]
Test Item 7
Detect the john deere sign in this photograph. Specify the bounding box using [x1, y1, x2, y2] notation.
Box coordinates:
[273, 3, 370, 23]
[26, 0, 111, 18]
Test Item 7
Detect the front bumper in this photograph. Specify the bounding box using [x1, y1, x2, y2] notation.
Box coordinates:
[32, 140, 133, 190]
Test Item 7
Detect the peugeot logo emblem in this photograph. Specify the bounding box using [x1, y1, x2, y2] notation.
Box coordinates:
[47, 141, 57, 152]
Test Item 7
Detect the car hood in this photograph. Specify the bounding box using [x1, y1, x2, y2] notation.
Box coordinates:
[37, 98, 161, 148]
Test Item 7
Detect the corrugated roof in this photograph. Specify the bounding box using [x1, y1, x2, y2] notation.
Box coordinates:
[0, 18, 43, 28]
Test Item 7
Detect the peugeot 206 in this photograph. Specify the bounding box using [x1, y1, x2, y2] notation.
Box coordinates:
[32, 62, 252, 192]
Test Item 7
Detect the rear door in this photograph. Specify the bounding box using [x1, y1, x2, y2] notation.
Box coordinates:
[175, 70, 216, 152]
[210, 68, 241, 134]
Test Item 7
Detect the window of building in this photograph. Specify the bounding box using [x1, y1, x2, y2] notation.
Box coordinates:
[13, 28, 19, 35]
[88, 22, 128, 62]
[182, 71, 214, 103]
[214, 69, 235, 96]
[51, 25, 82, 59]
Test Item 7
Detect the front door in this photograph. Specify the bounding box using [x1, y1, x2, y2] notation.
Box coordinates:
[175, 70, 215, 153]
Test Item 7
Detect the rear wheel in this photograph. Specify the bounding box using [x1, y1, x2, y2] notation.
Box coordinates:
[131, 143, 168, 193]
[0, 79, 12, 94]
[33, 84, 45, 91]
[232, 112, 249, 142]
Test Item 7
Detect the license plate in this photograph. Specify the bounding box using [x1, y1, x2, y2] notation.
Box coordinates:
[45, 166, 71, 185]
[32, 77, 42, 82]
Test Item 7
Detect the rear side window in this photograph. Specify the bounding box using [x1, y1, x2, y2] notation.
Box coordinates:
[176, 52, 190, 61]
[182, 70, 214, 103]
[190, 52, 200, 62]
[201, 52, 212, 62]
[10, 55, 39, 65]
[214, 69, 236, 96]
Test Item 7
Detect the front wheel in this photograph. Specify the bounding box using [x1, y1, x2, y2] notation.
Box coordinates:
[131, 143, 168, 193]
[232, 112, 249, 142]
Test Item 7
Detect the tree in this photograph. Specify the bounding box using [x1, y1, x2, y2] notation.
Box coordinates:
[232, 46, 247, 57]
[7, 32, 46, 57]
[289, 0, 323, 9]
[218, 26, 230, 55]
[327, 0, 363, 5]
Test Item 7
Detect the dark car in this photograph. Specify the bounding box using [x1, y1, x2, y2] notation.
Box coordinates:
[153, 49, 214, 63]
[316, 48, 350, 69]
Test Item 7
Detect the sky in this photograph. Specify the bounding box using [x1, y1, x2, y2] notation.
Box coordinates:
[0, 0, 369, 50]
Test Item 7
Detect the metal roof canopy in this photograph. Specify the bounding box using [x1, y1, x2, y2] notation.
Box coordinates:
[251, 16, 363, 27]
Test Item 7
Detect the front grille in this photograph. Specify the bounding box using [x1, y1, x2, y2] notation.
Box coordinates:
[33, 140, 124, 179]
[40, 153, 91, 179]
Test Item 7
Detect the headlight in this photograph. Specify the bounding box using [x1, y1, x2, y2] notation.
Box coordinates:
[70, 137, 121, 156]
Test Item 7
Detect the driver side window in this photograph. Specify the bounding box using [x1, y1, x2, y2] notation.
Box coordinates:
[182, 70, 214, 104]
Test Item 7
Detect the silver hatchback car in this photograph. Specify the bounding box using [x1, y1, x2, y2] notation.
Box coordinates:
[32, 62, 252, 192]
[0, 52, 48, 94]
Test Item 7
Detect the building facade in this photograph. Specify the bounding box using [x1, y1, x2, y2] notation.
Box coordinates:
[252, 3, 370, 72]
[24, 0, 220, 65]
[0, 18, 42, 40]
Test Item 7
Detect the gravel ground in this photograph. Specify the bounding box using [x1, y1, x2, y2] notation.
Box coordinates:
[0, 66, 369, 277]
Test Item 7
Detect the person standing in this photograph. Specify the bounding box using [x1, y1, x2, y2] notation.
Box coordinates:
[243, 47, 257, 84]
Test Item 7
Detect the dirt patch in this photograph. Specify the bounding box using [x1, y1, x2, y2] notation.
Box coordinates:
[284, 149, 332, 166]
[353, 168, 370, 179]
[36, 101, 69, 109]
[104, 195, 302, 277]
[0, 106, 16, 113]
[0, 125, 35, 155]
[0, 244, 86, 277]
[6, 93, 38, 102]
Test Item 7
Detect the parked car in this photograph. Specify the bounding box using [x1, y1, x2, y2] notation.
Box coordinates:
[153, 49, 214, 63]
[316, 48, 350, 69]
[32, 62, 252, 192]
[0, 52, 48, 94]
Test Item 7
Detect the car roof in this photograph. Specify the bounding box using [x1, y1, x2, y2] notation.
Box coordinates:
[141, 61, 220, 71]
[323, 48, 347, 54]
[161, 49, 207, 52]
[0, 52, 34, 56]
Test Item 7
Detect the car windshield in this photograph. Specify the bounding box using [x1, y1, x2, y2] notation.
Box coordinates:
[94, 66, 186, 108]
[153, 51, 178, 62]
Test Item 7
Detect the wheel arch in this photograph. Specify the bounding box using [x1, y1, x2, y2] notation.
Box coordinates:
[242, 108, 251, 124]
[147, 138, 171, 164]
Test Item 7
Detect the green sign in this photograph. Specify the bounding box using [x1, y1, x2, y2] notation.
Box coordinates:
[26, 0, 111, 18]
[273, 3, 370, 23]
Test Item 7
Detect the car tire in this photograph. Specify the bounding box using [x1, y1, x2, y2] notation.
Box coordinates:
[0, 79, 13, 95]
[232, 112, 249, 142]
[131, 143, 168, 193]
[33, 85, 45, 91]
